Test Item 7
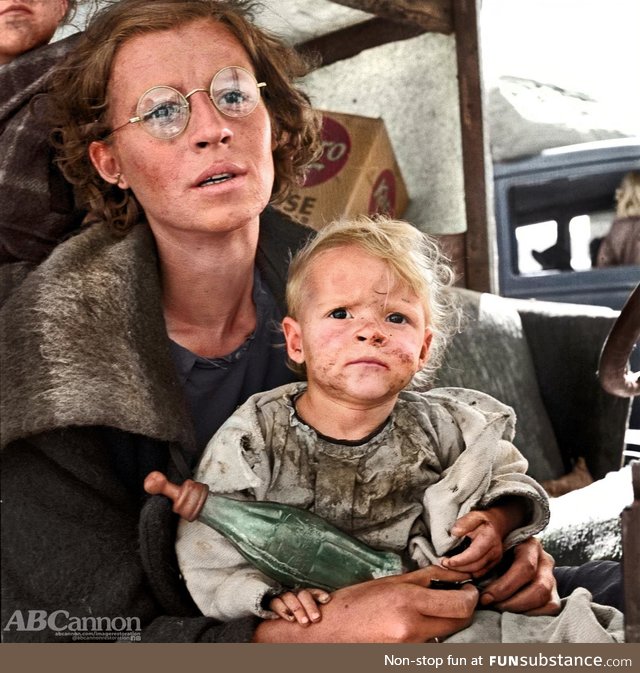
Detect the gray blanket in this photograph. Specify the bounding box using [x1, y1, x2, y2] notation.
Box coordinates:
[447, 588, 624, 643]
[0, 33, 84, 264]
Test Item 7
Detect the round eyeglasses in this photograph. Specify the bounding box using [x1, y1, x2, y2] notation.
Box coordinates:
[108, 66, 266, 140]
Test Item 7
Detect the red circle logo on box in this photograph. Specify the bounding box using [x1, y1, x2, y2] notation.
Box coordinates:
[369, 169, 397, 217]
[303, 115, 351, 187]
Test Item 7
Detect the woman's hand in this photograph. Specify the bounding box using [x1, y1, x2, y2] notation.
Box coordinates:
[253, 567, 479, 643]
[478, 537, 561, 615]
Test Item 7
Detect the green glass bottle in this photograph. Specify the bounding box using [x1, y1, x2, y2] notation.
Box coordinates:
[144, 471, 403, 592]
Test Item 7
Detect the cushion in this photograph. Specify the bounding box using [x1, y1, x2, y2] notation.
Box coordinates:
[434, 289, 565, 482]
[516, 300, 629, 481]
[538, 464, 634, 565]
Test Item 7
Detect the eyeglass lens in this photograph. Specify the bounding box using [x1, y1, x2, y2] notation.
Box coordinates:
[136, 66, 262, 139]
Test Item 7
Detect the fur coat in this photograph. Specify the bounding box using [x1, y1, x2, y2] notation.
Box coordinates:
[596, 216, 640, 267]
[0, 209, 311, 642]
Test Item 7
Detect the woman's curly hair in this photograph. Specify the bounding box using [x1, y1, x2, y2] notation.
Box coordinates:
[48, 0, 322, 234]
[615, 171, 640, 219]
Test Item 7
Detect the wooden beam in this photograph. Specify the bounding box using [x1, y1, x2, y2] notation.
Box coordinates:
[327, 0, 453, 34]
[623, 461, 640, 642]
[453, 0, 494, 293]
[297, 18, 426, 68]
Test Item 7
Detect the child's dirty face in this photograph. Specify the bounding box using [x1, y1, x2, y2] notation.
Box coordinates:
[283, 245, 432, 408]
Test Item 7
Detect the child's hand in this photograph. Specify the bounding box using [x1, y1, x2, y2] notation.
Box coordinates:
[440, 510, 504, 576]
[269, 588, 331, 625]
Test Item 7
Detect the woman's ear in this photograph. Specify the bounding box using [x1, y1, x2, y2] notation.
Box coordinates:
[417, 329, 433, 370]
[282, 316, 305, 364]
[89, 140, 130, 189]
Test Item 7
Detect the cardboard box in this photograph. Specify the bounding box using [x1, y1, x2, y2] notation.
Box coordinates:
[276, 110, 408, 230]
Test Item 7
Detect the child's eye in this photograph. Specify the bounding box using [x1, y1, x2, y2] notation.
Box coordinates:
[386, 313, 407, 324]
[329, 308, 351, 319]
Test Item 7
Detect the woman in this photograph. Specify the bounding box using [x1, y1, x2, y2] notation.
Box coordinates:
[596, 171, 640, 268]
[0, 0, 558, 643]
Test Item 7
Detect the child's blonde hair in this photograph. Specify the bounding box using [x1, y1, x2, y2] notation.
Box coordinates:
[615, 171, 640, 218]
[286, 215, 460, 381]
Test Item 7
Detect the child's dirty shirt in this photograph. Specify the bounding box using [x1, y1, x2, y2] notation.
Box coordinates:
[176, 382, 549, 621]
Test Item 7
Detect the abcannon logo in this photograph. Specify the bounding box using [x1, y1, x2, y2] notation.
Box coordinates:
[3, 609, 141, 641]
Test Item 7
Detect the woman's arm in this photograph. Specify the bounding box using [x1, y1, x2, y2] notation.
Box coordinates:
[254, 540, 561, 641]
[253, 567, 479, 643]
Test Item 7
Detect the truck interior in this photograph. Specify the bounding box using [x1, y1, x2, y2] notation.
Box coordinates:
[249, 0, 640, 641]
[44, 0, 640, 645]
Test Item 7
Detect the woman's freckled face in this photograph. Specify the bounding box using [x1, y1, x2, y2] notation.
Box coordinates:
[98, 19, 275, 240]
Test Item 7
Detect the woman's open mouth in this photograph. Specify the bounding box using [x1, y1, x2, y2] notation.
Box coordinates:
[198, 172, 235, 187]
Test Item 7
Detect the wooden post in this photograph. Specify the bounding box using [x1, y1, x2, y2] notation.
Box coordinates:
[306, 1, 488, 291]
[623, 461, 640, 642]
[452, 0, 495, 293]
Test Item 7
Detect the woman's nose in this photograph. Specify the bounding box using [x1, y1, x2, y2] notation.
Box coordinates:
[187, 92, 234, 148]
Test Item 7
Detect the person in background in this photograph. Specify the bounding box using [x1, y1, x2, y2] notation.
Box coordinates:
[0, 0, 87, 266]
[0, 0, 72, 65]
[596, 170, 640, 268]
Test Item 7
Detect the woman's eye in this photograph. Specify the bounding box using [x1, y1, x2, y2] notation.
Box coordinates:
[145, 102, 183, 122]
[216, 88, 251, 111]
[329, 308, 350, 319]
[221, 90, 245, 104]
[387, 313, 407, 324]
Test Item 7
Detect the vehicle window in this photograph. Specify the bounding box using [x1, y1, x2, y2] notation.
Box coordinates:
[505, 169, 628, 277]
[514, 208, 616, 275]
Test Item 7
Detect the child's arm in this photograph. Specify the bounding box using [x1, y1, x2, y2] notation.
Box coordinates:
[174, 398, 284, 620]
[441, 496, 529, 575]
[176, 515, 282, 620]
[269, 588, 331, 625]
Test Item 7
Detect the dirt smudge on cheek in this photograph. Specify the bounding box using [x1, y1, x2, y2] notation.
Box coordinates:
[310, 359, 345, 390]
[385, 346, 416, 366]
[386, 348, 420, 389]
[314, 359, 337, 376]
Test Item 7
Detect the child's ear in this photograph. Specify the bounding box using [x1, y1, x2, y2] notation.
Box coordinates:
[417, 329, 433, 370]
[282, 316, 305, 364]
